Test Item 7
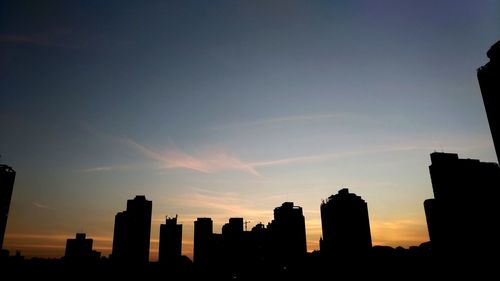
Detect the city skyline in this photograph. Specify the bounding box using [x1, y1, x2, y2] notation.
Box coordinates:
[1, 1, 499, 260]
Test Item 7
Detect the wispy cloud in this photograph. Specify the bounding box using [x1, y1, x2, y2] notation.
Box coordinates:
[122, 138, 261, 176]
[81, 166, 114, 172]
[250, 144, 420, 168]
[32, 202, 50, 209]
[82, 124, 260, 176]
[176, 188, 271, 220]
[80, 165, 134, 173]
[83, 122, 495, 177]
[214, 113, 339, 130]
[246, 113, 338, 126]
[120, 137, 424, 177]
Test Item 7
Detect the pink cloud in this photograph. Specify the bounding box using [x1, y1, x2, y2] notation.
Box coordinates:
[181, 188, 269, 216]
[122, 138, 261, 176]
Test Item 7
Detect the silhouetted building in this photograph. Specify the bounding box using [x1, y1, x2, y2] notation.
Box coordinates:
[0, 164, 15, 250]
[320, 188, 372, 257]
[159, 215, 182, 264]
[193, 218, 213, 265]
[221, 218, 244, 272]
[65, 233, 100, 262]
[268, 202, 306, 265]
[221, 218, 244, 255]
[248, 222, 270, 263]
[112, 195, 152, 263]
[478, 40, 500, 162]
[112, 211, 127, 261]
[222, 218, 244, 238]
[424, 152, 500, 261]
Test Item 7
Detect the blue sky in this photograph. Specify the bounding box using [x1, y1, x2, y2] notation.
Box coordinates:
[1, 0, 499, 259]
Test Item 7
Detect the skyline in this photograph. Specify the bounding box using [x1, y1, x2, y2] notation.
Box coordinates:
[1, 0, 499, 260]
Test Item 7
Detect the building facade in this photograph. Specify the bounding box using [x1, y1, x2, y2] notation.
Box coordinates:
[424, 152, 500, 259]
[0, 165, 15, 250]
[158, 215, 182, 264]
[65, 233, 100, 262]
[320, 188, 372, 257]
[268, 202, 307, 264]
[111, 195, 152, 263]
[193, 217, 213, 265]
[477, 40, 500, 162]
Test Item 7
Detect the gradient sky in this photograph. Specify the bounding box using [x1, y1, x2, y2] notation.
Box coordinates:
[1, 0, 499, 260]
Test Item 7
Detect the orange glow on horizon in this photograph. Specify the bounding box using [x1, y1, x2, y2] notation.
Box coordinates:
[4, 217, 429, 260]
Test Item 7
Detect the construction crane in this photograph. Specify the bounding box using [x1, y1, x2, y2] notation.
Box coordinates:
[244, 220, 251, 231]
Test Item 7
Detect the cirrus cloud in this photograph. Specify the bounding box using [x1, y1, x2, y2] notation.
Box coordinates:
[122, 138, 261, 176]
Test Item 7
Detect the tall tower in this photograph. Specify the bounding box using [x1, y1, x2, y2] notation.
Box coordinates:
[0, 164, 16, 250]
[193, 217, 213, 265]
[268, 202, 307, 264]
[158, 215, 182, 264]
[320, 188, 372, 257]
[221, 218, 244, 268]
[477, 40, 500, 162]
[424, 152, 500, 260]
[111, 195, 152, 263]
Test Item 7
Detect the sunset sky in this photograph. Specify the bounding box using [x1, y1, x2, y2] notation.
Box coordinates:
[1, 0, 499, 260]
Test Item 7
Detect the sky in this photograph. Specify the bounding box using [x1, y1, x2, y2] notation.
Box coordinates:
[1, 0, 499, 260]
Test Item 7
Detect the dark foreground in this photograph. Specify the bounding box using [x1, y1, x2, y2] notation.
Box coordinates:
[2, 246, 493, 280]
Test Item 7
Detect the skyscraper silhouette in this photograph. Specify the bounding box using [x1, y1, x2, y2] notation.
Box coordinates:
[268, 202, 307, 265]
[222, 218, 244, 237]
[248, 222, 270, 265]
[65, 233, 100, 262]
[193, 217, 213, 265]
[477, 40, 500, 162]
[0, 164, 15, 250]
[221, 218, 244, 272]
[111, 195, 152, 263]
[424, 152, 500, 262]
[158, 215, 182, 264]
[320, 188, 372, 258]
[221, 218, 244, 257]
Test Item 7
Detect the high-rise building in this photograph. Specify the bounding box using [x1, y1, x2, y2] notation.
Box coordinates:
[424, 152, 500, 259]
[268, 202, 307, 264]
[248, 222, 269, 264]
[65, 233, 100, 262]
[221, 218, 244, 269]
[222, 218, 244, 237]
[320, 188, 372, 257]
[193, 217, 213, 265]
[112, 211, 127, 261]
[477, 40, 500, 162]
[158, 215, 182, 264]
[0, 164, 15, 250]
[111, 195, 152, 263]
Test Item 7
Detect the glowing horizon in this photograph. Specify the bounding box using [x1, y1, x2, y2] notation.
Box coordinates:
[3, 203, 430, 261]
